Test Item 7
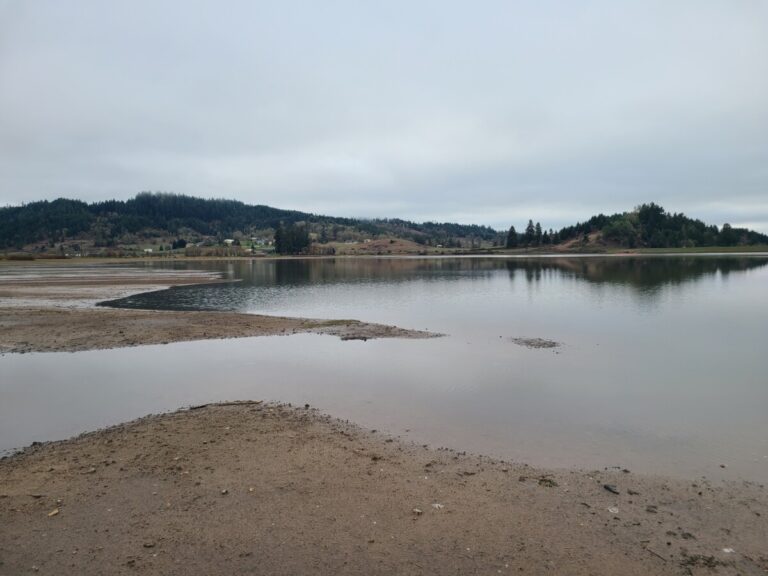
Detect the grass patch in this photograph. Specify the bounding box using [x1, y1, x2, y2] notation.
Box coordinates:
[617, 245, 768, 254]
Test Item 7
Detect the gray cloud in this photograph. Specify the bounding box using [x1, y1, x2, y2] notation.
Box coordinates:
[1, 0, 767, 231]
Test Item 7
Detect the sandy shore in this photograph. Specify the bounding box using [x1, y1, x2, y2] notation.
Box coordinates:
[1, 403, 765, 576]
[2, 262, 766, 574]
[0, 266, 437, 353]
[0, 307, 436, 354]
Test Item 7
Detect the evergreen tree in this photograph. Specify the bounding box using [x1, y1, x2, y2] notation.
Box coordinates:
[506, 225, 518, 248]
[274, 226, 284, 253]
[535, 222, 543, 246]
[524, 220, 536, 246]
[274, 223, 310, 254]
[719, 223, 737, 246]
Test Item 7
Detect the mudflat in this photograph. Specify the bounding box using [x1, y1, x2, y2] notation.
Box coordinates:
[0, 266, 437, 353]
[1, 403, 765, 575]
[0, 307, 436, 353]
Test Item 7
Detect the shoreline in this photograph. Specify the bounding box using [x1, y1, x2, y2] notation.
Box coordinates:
[0, 307, 438, 354]
[3, 248, 768, 267]
[2, 261, 767, 573]
[0, 265, 439, 354]
[1, 403, 765, 575]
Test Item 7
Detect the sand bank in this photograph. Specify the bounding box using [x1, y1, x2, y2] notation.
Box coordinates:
[0, 266, 437, 353]
[1, 403, 765, 575]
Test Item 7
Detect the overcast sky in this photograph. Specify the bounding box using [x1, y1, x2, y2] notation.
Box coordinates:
[1, 1, 767, 231]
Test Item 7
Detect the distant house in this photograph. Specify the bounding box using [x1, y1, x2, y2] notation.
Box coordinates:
[224, 239, 235, 246]
[143, 248, 153, 254]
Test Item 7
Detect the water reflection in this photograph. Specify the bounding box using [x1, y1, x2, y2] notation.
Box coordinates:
[5, 255, 768, 481]
[105, 256, 768, 312]
[506, 256, 768, 290]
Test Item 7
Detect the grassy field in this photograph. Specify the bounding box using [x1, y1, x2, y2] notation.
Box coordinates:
[624, 245, 768, 254]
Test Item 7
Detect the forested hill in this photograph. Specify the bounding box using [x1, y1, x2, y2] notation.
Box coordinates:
[2, 194, 766, 252]
[0, 194, 317, 249]
[553, 203, 768, 249]
[0, 192, 498, 250]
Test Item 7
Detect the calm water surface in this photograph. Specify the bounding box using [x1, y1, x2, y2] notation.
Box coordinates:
[2, 256, 767, 481]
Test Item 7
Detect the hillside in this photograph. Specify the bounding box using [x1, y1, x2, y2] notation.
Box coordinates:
[0, 194, 333, 251]
[1, 194, 766, 256]
[555, 203, 768, 249]
[0, 193, 499, 254]
[505, 203, 768, 251]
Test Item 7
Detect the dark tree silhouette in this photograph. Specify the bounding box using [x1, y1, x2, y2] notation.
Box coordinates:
[524, 220, 536, 246]
[274, 223, 310, 254]
[506, 225, 518, 248]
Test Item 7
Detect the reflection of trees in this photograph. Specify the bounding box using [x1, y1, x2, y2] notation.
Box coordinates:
[505, 257, 768, 291]
[107, 258, 507, 310]
[240, 258, 505, 287]
[106, 256, 768, 311]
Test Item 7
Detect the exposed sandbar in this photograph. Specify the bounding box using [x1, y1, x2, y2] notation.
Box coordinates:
[1, 403, 765, 575]
[0, 266, 439, 353]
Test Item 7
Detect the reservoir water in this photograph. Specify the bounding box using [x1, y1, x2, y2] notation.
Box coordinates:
[2, 255, 767, 481]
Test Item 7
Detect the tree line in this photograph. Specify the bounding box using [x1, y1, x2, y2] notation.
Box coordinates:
[505, 203, 768, 249]
[0, 192, 499, 250]
[506, 220, 561, 248]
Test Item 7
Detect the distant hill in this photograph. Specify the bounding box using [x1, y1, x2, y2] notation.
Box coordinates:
[0, 192, 499, 251]
[1, 193, 766, 254]
[553, 203, 768, 249]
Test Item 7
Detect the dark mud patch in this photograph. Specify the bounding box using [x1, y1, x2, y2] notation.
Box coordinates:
[509, 337, 562, 349]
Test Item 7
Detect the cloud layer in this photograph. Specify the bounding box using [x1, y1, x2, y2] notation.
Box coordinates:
[1, 0, 767, 231]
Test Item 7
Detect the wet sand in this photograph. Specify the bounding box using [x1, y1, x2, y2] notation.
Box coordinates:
[1, 403, 765, 575]
[0, 266, 437, 353]
[0, 307, 436, 354]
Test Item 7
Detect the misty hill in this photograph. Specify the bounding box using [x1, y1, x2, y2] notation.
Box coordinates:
[0, 192, 498, 251]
